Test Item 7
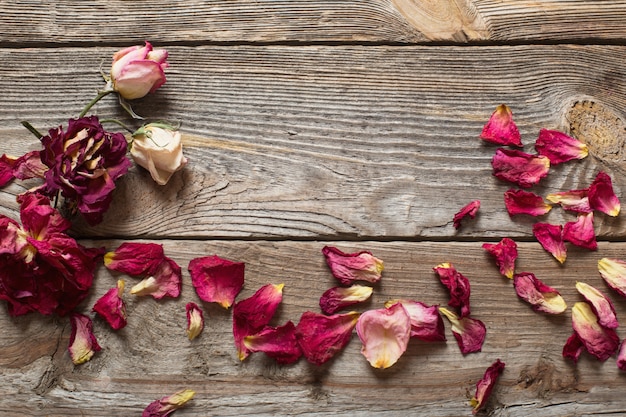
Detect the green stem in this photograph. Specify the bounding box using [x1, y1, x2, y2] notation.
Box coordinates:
[20, 121, 43, 139]
[100, 118, 135, 133]
[79, 89, 114, 118]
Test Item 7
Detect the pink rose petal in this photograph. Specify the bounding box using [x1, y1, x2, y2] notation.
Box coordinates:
[491, 148, 550, 188]
[482, 238, 518, 279]
[188, 255, 244, 309]
[533, 223, 566, 264]
[142, 389, 195, 417]
[534, 128, 588, 165]
[104, 242, 165, 276]
[295, 311, 359, 366]
[322, 246, 384, 285]
[571, 301, 619, 361]
[562, 332, 585, 363]
[92, 279, 127, 330]
[575, 282, 618, 329]
[563, 212, 597, 251]
[319, 284, 373, 315]
[68, 312, 101, 365]
[185, 302, 204, 341]
[244, 321, 302, 364]
[439, 307, 486, 354]
[386, 299, 446, 342]
[588, 171, 620, 217]
[453, 200, 480, 230]
[617, 339, 626, 371]
[470, 359, 505, 415]
[130, 257, 182, 299]
[433, 262, 471, 317]
[503, 189, 551, 216]
[545, 189, 591, 213]
[513, 272, 567, 314]
[480, 104, 522, 147]
[598, 258, 626, 298]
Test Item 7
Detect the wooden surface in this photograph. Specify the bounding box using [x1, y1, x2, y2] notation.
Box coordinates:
[1, 1, 626, 416]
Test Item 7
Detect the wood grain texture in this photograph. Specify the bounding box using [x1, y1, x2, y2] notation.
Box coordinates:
[1, 45, 625, 239]
[2, 1, 626, 45]
[1, 240, 626, 416]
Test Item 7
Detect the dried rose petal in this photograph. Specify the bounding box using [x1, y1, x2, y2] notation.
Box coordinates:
[480, 104, 522, 147]
[244, 321, 302, 364]
[385, 299, 446, 342]
[575, 282, 618, 329]
[563, 212, 597, 250]
[433, 262, 471, 317]
[545, 189, 591, 213]
[533, 223, 566, 264]
[130, 257, 182, 299]
[142, 389, 195, 417]
[588, 171, 620, 217]
[319, 285, 373, 315]
[598, 258, 626, 297]
[438, 307, 486, 354]
[13, 150, 47, 180]
[104, 242, 165, 276]
[185, 302, 204, 341]
[617, 339, 626, 371]
[92, 279, 127, 330]
[503, 189, 551, 217]
[534, 128, 588, 165]
[453, 200, 480, 230]
[513, 272, 566, 314]
[482, 238, 518, 279]
[563, 332, 585, 363]
[233, 283, 284, 361]
[295, 311, 359, 366]
[188, 255, 244, 309]
[0, 154, 15, 186]
[470, 359, 505, 415]
[491, 148, 550, 188]
[68, 312, 101, 365]
[356, 303, 411, 369]
[322, 246, 383, 285]
[571, 301, 619, 361]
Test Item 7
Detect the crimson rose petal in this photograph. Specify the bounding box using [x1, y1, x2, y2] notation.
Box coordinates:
[598, 258, 626, 297]
[513, 272, 566, 314]
[470, 359, 505, 415]
[142, 389, 195, 417]
[563, 332, 585, 363]
[104, 242, 165, 276]
[617, 339, 626, 371]
[576, 282, 618, 329]
[244, 321, 302, 364]
[588, 171, 620, 217]
[68, 312, 101, 365]
[563, 212, 597, 250]
[130, 257, 182, 299]
[482, 238, 518, 279]
[92, 279, 127, 330]
[433, 262, 471, 317]
[13, 150, 47, 180]
[533, 223, 566, 264]
[188, 255, 244, 309]
[439, 307, 486, 354]
[453, 200, 480, 230]
[480, 104, 522, 147]
[185, 302, 204, 341]
[322, 246, 384, 285]
[491, 148, 550, 188]
[545, 189, 591, 213]
[386, 299, 446, 342]
[571, 301, 619, 361]
[534, 128, 588, 165]
[503, 189, 551, 216]
[295, 311, 359, 366]
[0, 154, 15, 186]
[319, 284, 373, 315]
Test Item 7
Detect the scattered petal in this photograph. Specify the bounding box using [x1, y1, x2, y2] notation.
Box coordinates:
[480, 104, 522, 147]
[185, 302, 204, 341]
[571, 301, 619, 361]
[322, 246, 384, 285]
[295, 311, 360, 366]
[0, 154, 16, 186]
[588, 171, 620, 217]
[438, 307, 486, 354]
[13, 150, 47, 180]
[482, 238, 518, 279]
[533, 223, 567, 264]
[545, 189, 591, 213]
[233, 283, 284, 361]
[386, 299, 446, 342]
[356, 303, 411, 369]
[534, 128, 588, 165]
[319, 285, 373, 315]
[104, 242, 165, 276]
[453, 200, 480, 230]
[92, 279, 127, 330]
[243, 321, 302, 364]
[562, 332, 585, 363]
[617, 339, 626, 371]
[142, 389, 195, 417]
[188, 255, 244, 309]
[470, 359, 505, 415]
[598, 258, 626, 298]
[130, 257, 182, 299]
[563, 212, 597, 250]
[513, 272, 566, 314]
[575, 282, 618, 329]
[68, 313, 101, 365]
[503, 189, 552, 216]
[433, 262, 471, 317]
[491, 148, 550, 188]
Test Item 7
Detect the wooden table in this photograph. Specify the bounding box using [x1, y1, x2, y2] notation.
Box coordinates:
[1, 2, 626, 415]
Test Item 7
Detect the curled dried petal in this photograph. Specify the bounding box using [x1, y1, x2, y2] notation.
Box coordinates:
[244, 321, 302, 364]
[491, 148, 550, 188]
[563, 332, 585, 363]
[571, 301, 619, 361]
[575, 282, 618, 329]
[438, 307, 486, 354]
[503, 189, 551, 216]
[598, 258, 626, 298]
[295, 311, 359, 366]
[385, 299, 446, 342]
[513, 272, 566, 314]
[482, 238, 518, 279]
[0, 154, 15, 186]
[68, 313, 101, 365]
[433, 262, 471, 317]
[319, 285, 373, 315]
[142, 389, 195, 417]
[355, 303, 411, 369]
[545, 189, 591, 213]
[533, 223, 566, 264]
[104, 242, 165, 276]
[563, 212, 597, 251]
[13, 150, 47, 180]
[322, 246, 383, 285]
[617, 339, 626, 371]
[453, 200, 480, 230]
[588, 171, 620, 217]
[480, 104, 522, 147]
[185, 302, 204, 341]
[470, 359, 505, 415]
[534, 128, 588, 165]
[92, 279, 127, 330]
[188, 255, 244, 309]
[130, 257, 182, 299]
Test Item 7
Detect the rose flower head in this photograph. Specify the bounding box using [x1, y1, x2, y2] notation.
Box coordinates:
[131, 123, 187, 185]
[40, 116, 131, 225]
[111, 41, 169, 100]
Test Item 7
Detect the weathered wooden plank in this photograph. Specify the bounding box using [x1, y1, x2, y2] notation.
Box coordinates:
[1, 240, 626, 416]
[1, 45, 625, 239]
[1, 1, 626, 45]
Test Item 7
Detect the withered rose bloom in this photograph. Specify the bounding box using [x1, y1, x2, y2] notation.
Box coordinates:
[40, 116, 132, 225]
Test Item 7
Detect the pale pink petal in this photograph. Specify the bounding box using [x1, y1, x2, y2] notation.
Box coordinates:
[576, 282, 618, 329]
[322, 246, 384, 285]
[386, 299, 446, 342]
[68, 312, 101, 365]
[598, 258, 626, 298]
[513, 272, 566, 314]
[571, 301, 619, 361]
[185, 302, 204, 341]
[545, 189, 591, 213]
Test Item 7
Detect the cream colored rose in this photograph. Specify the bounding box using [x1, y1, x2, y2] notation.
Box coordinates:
[130, 124, 187, 185]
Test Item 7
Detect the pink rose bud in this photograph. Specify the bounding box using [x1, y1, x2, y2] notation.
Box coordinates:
[130, 124, 187, 185]
[111, 41, 169, 100]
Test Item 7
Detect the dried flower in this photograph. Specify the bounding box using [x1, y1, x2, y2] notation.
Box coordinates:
[130, 124, 187, 185]
[533, 223, 566, 264]
[534, 128, 588, 165]
[111, 41, 169, 100]
[433, 262, 471, 317]
[142, 389, 195, 417]
[513, 272, 566, 314]
[295, 311, 359, 366]
[68, 312, 101, 365]
[453, 200, 480, 230]
[480, 104, 522, 147]
[470, 359, 505, 415]
[503, 189, 551, 216]
[588, 171, 620, 217]
[386, 299, 446, 342]
[438, 307, 486, 354]
[491, 148, 550, 188]
[188, 255, 245, 309]
[575, 282, 618, 329]
[571, 301, 619, 361]
[92, 279, 127, 330]
[482, 238, 518, 279]
[129, 257, 182, 299]
[185, 302, 204, 341]
[322, 246, 383, 285]
[598, 258, 626, 298]
[563, 212, 597, 250]
[243, 321, 302, 364]
[319, 285, 373, 315]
